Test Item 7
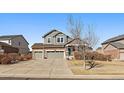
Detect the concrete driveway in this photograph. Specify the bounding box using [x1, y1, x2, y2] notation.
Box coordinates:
[0, 59, 73, 79]
[1, 59, 124, 79]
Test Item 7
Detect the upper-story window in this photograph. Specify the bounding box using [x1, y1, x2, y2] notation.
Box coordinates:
[57, 37, 64, 43]
[61, 38, 64, 43]
[57, 38, 60, 43]
[18, 42, 21, 46]
[48, 37, 51, 43]
[9, 40, 11, 44]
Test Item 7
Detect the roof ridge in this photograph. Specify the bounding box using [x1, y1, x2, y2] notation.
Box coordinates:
[102, 34, 124, 44]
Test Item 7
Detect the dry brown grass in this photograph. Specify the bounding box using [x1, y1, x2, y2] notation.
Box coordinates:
[67, 60, 124, 75]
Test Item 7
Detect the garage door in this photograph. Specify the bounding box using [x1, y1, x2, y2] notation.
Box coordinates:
[56, 51, 64, 59]
[120, 53, 124, 60]
[34, 51, 42, 59]
[47, 51, 64, 59]
[47, 51, 56, 59]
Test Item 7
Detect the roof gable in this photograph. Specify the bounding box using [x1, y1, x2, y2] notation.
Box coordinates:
[110, 42, 124, 49]
[65, 38, 87, 46]
[0, 35, 29, 44]
[102, 34, 124, 45]
[42, 29, 71, 39]
[42, 29, 60, 38]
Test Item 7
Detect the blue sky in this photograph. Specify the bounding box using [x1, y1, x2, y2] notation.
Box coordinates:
[0, 13, 124, 50]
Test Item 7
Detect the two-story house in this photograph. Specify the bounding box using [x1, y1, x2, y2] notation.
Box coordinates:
[32, 29, 90, 60]
[0, 35, 29, 54]
[102, 34, 124, 60]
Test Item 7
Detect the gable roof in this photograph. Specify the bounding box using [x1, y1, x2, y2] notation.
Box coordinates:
[42, 29, 71, 38]
[65, 38, 88, 46]
[0, 35, 29, 44]
[110, 42, 124, 49]
[42, 29, 60, 38]
[0, 35, 22, 39]
[102, 34, 124, 45]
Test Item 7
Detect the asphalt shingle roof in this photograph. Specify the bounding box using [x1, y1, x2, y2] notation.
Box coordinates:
[102, 34, 124, 44]
[110, 42, 124, 49]
[42, 29, 60, 38]
[0, 35, 29, 44]
[32, 43, 64, 49]
[0, 35, 23, 39]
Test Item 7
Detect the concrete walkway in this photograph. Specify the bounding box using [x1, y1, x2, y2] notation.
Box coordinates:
[0, 59, 73, 79]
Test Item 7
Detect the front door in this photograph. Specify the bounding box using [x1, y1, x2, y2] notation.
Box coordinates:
[68, 47, 72, 56]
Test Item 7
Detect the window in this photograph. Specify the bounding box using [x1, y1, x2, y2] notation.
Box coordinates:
[18, 42, 21, 46]
[61, 38, 64, 43]
[9, 40, 11, 44]
[48, 37, 51, 43]
[57, 38, 60, 43]
[57, 37, 64, 43]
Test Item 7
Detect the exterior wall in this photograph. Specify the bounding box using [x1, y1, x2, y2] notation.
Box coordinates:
[55, 33, 68, 45]
[11, 36, 29, 54]
[44, 31, 59, 44]
[1, 46, 19, 53]
[103, 44, 120, 59]
[96, 49, 103, 54]
[0, 39, 11, 45]
[44, 31, 71, 45]
[0, 46, 4, 54]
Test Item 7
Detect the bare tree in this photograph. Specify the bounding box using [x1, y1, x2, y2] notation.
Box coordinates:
[67, 16, 83, 40]
[67, 16, 99, 70]
[84, 24, 99, 49]
[67, 16, 86, 69]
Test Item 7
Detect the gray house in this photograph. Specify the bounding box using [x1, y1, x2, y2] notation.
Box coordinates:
[0, 35, 29, 54]
[32, 29, 90, 60]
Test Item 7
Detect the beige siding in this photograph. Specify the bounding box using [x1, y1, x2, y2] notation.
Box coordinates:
[104, 44, 117, 50]
[11, 36, 29, 54]
[103, 44, 119, 59]
[44, 31, 59, 44]
[44, 31, 72, 45]
[96, 49, 103, 54]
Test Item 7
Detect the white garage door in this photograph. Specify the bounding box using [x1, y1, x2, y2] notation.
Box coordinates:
[34, 51, 42, 59]
[47, 51, 64, 59]
[120, 53, 124, 60]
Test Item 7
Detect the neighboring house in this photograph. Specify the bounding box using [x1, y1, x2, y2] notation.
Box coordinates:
[0, 42, 19, 54]
[96, 47, 103, 54]
[32, 29, 90, 60]
[102, 34, 124, 60]
[0, 35, 29, 54]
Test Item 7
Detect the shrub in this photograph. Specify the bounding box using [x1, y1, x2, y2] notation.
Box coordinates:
[0, 53, 32, 64]
[15, 54, 32, 61]
[74, 51, 111, 61]
[0, 55, 12, 64]
[24, 54, 32, 60]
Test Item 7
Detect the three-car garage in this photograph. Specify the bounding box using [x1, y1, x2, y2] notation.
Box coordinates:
[32, 43, 65, 60]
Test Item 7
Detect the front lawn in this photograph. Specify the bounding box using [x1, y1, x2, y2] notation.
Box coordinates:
[67, 60, 124, 75]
